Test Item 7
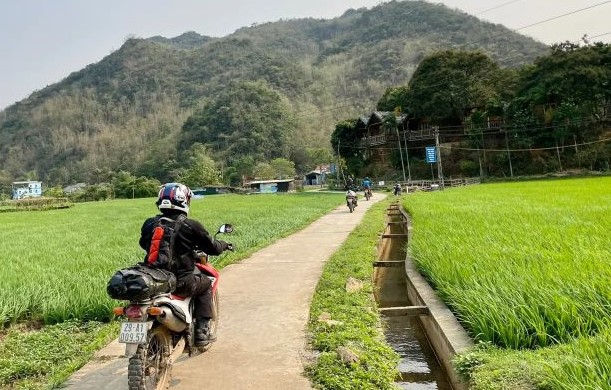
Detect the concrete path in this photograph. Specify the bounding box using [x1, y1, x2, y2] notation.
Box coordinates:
[64, 193, 384, 390]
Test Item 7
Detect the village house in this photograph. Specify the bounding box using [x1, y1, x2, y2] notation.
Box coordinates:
[11, 181, 43, 200]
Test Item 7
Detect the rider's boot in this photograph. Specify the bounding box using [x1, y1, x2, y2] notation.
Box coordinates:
[194, 318, 216, 347]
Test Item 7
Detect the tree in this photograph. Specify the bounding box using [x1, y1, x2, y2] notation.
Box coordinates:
[252, 162, 276, 180]
[178, 143, 221, 187]
[406, 50, 504, 125]
[180, 80, 297, 166]
[306, 147, 334, 171]
[112, 171, 160, 199]
[330, 119, 365, 175]
[518, 42, 610, 113]
[376, 85, 411, 112]
[270, 158, 296, 179]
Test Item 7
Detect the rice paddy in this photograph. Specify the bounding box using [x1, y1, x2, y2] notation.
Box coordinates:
[0, 192, 345, 326]
[403, 176, 611, 387]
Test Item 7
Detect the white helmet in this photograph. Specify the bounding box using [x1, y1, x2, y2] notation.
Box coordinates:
[156, 183, 193, 214]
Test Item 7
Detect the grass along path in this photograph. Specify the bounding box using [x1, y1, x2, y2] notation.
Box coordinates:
[0, 192, 345, 389]
[307, 196, 399, 390]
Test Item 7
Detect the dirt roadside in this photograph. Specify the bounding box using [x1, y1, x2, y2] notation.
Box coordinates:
[63, 193, 384, 390]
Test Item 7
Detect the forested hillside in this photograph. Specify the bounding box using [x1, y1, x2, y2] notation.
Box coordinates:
[0, 0, 548, 188]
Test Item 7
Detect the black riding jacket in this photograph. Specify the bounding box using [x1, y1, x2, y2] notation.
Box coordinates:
[139, 210, 227, 278]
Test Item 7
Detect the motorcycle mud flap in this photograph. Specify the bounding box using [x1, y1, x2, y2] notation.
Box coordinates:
[124, 342, 139, 358]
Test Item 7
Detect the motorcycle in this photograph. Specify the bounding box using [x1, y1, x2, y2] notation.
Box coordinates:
[346, 194, 358, 213]
[364, 187, 372, 201]
[113, 223, 233, 390]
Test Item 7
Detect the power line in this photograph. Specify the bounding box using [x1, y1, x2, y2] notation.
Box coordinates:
[474, 0, 525, 16]
[439, 137, 611, 152]
[294, 26, 611, 120]
[337, 137, 611, 153]
[460, 1, 611, 49]
[291, 3, 611, 120]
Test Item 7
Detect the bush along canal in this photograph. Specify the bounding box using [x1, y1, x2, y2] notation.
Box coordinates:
[373, 202, 471, 389]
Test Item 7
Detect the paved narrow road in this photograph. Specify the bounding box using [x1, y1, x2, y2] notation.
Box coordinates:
[64, 193, 384, 390]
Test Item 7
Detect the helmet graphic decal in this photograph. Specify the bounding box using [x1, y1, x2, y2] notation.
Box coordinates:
[156, 183, 193, 214]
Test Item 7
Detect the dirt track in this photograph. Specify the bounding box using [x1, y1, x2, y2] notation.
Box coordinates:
[64, 193, 384, 389]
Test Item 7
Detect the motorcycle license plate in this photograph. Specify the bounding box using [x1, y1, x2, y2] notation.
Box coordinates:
[118, 321, 151, 344]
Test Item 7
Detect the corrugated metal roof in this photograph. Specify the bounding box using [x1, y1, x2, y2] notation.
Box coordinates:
[358, 116, 370, 125]
[246, 179, 294, 185]
[370, 111, 407, 122]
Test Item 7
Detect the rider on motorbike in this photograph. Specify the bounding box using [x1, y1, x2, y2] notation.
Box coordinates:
[393, 183, 402, 196]
[362, 177, 372, 197]
[139, 182, 232, 347]
[345, 188, 358, 208]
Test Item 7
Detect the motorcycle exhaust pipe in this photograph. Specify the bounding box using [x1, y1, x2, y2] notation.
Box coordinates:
[155, 307, 188, 332]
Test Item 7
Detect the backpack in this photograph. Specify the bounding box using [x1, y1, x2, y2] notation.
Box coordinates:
[145, 214, 186, 271]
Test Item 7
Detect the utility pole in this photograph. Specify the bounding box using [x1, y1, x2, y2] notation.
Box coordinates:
[504, 130, 513, 178]
[403, 122, 412, 183]
[434, 126, 444, 190]
[480, 127, 486, 178]
[395, 126, 407, 183]
[337, 139, 345, 186]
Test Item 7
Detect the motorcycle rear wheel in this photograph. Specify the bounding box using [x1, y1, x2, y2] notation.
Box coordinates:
[128, 326, 172, 390]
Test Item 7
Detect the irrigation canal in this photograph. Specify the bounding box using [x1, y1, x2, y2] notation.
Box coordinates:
[374, 202, 453, 389]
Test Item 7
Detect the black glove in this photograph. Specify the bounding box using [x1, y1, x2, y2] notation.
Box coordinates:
[219, 240, 234, 251]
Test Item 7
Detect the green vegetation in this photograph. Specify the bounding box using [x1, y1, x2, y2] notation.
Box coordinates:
[0, 321, 118, 389]
[0, 197, 72, 213]
[0, 192, 344, 326]
[0, 1, 547, 189]
[402, 177, 611, 388]
[307, 196, 399, 389]
[337, 43, 610, 178]
[0, 192, 344, 388]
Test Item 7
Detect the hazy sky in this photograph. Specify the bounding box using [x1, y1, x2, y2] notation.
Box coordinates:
[1, 0, 610, 109]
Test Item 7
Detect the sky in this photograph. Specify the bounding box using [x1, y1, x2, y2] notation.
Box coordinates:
[1, 0, 610, 110]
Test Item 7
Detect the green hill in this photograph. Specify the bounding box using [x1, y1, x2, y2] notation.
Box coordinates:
[0, 0, 548, 186]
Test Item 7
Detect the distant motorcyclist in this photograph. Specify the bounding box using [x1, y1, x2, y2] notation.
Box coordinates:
[362, 177, 372, 199]
[393, 183, 402, 196]
[345, 188, 358, 207]
[345, 175, 355, 190]
[139, 183, 232, 347]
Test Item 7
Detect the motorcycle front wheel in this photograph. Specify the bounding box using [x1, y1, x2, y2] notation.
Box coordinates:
[128, 326, 172, 390]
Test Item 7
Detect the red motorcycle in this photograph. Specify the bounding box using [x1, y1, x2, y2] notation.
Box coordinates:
[112, 224, 233, 390]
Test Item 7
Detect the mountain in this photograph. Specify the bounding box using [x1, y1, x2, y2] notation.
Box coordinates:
[0, 0, 548, 186]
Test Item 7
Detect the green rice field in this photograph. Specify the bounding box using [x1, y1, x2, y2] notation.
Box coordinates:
[403, 176, 611, 388]
[0, 192, 345, 326]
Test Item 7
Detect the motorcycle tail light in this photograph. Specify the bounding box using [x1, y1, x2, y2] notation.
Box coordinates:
[112, 307, 125, 316]
[148, 307, 163, 316]
[125, 305, 143, 319]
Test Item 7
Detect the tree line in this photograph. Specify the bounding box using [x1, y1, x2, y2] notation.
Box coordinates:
[333, 41, 610, 179]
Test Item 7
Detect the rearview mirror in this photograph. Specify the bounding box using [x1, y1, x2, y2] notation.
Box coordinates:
[218, 224, 233, 234]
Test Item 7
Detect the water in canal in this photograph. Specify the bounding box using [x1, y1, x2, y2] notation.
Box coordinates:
[382, 314, 452, 389]
[375, 206, 453, 389]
